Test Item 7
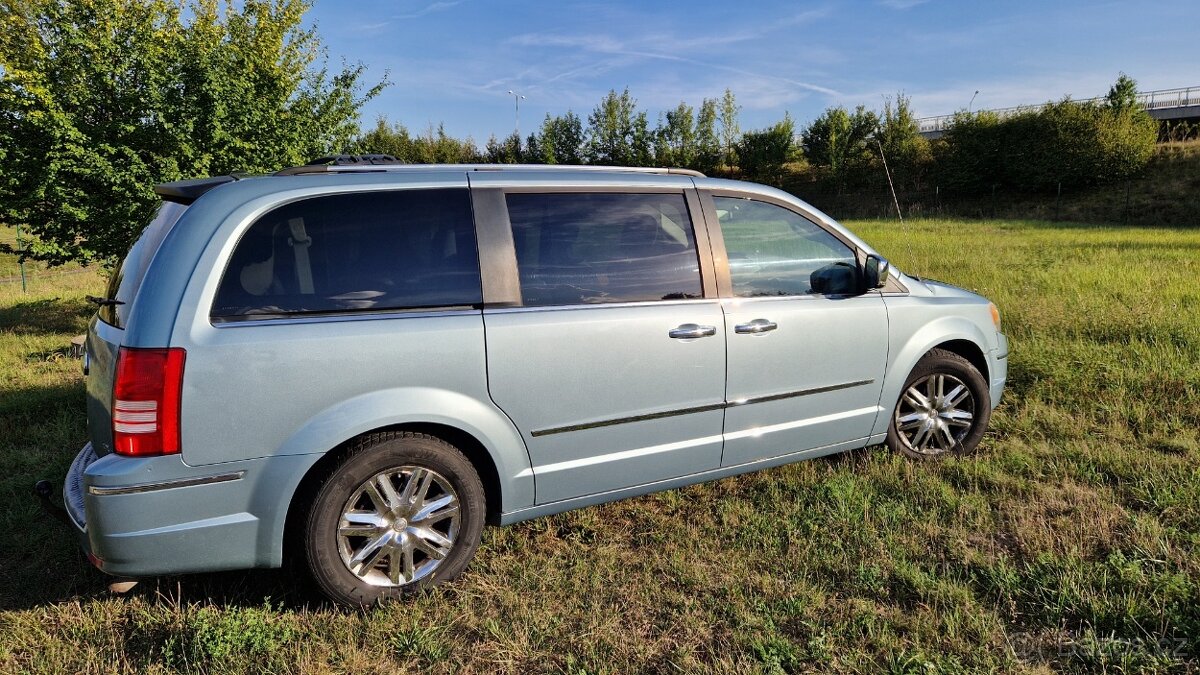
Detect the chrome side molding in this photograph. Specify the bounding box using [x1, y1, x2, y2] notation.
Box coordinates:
[88, 471, 246, 496]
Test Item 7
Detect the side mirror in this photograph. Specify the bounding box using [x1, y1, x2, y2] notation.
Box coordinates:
[864, 255, 890, 290]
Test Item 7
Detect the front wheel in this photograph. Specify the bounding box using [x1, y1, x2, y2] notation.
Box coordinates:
[304, 432, 486, 607]
[886, 348, 991, 459]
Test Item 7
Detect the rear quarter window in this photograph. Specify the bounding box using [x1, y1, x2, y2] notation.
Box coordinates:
[99, 201, 189, 328]
[211, 189, 480, 320]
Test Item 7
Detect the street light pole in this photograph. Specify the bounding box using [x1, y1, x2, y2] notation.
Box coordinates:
[969, 90, 980, 113]
[506, 90, 525, 138]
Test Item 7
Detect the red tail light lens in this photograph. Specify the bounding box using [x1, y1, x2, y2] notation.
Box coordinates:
[112, 347, 186, 457]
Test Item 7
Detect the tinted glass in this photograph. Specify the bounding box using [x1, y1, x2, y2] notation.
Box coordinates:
[506, 193, 702, 306]
[714, 197, 858, 297]
[100, 201, 189, 328]
[212, 189, 480, 319]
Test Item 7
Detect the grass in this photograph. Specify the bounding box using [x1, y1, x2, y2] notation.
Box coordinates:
[1, 218, 1198, 673]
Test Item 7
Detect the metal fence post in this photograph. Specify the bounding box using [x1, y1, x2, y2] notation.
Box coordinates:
[16, 223, 27, 293]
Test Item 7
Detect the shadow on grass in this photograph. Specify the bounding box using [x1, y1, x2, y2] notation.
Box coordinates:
[0, 376, 330, 612]
[0, 296, 93, 336]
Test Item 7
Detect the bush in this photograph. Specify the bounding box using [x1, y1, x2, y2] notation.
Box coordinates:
[736, 115, 796, 183]
[935, 92, 1157, 192]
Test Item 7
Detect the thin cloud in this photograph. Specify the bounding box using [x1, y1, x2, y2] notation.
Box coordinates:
[506, 32, 841, 98]
[880, 0, 930, 8]
[393, 1, 462, 20]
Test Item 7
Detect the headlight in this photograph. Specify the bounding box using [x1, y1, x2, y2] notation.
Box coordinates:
[988, 303, 1001, 332]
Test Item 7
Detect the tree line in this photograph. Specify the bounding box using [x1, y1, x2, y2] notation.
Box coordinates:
[356, 74, 1159, 201]
[0, 0, 1163, 267]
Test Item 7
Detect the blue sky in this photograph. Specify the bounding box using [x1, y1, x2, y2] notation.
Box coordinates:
[307, 0, 1200, 143]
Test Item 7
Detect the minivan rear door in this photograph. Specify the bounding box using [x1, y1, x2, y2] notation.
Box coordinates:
[86, 201, 190, 456]
[474, 181, 727, 505]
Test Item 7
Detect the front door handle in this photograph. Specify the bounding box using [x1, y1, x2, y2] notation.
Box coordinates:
[734, 318, 778, 334]
[669, 323, 717, 339]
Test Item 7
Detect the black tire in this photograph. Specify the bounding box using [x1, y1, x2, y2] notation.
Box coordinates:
[304, 431, 486, 607]
[886, 348, 991, 460]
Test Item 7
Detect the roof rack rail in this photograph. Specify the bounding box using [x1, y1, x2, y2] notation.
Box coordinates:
[275, 154, 404, 176]
[274, 161, 705, 178]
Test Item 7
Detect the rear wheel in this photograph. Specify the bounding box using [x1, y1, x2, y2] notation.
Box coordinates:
[887, 349, 990, 459]
[304, 432, 485, 606]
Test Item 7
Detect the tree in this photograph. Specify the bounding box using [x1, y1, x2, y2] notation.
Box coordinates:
[585, 88, 652, 166]
[527, 112, 585, 164]
[484, 132, 523, 164]
[876, 92, 932, 191]
[0, 0, 385, 265]
[1106, 72, 1139, 112]
[736, 115, 795, 183]
[693, 98, 721, 174]
[801, 105, 879, 190]
[718, 88, 741, 173]
[655, 102, 698, 169]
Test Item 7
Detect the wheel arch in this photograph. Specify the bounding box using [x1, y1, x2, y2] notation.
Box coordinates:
[281, 421, 508, 569]
[872, 317, 992, 438]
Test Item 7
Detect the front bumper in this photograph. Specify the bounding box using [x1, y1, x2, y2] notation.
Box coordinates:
[989, 333, 1009, 408]
[64, 443, 320, 577]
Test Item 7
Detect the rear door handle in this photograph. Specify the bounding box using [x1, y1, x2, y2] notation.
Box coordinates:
[734, 318, 778, 334]
[669, 323, 717, 339]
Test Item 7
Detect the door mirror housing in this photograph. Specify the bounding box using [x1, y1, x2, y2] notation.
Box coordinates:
[864, 255, 890, 290]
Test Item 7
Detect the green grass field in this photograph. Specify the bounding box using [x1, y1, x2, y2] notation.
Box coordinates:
[1, 219, 1198, 674]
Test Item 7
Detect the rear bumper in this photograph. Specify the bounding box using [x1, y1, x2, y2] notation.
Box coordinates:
[64, 443, 320, 578]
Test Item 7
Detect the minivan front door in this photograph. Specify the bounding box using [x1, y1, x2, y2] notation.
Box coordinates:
[707, 194, 889, 467]
[479, 189, 726, 505]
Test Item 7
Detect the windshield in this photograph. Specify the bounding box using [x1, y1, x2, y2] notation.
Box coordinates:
[98, 201, 189, 328]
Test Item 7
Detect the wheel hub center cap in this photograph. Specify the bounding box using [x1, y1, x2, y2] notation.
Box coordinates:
[393, 518, 408, 530]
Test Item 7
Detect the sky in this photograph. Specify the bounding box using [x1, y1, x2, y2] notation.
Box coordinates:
[305, 0, 1200, 143]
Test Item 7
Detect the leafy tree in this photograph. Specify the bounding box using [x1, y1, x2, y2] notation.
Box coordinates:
[484, 132, 524, 164]
[585, 88, 652, 166]
[354, 119, 478, 163]
[718, 88, 741, 173]
[876, 92, 932, 191]
[932, 110, 1004, 192]
[527, 112, 585, 164]
[693, 98, 721, 174]
[655, 102, 696, 168]
[1106, 72, 1140, 112]
[736, 115, 795, 183]
[0, 0, 385, 265]
[801, 105, 879, 190]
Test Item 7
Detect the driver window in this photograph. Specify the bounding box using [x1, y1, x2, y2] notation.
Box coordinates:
[714, 196, 858, 297]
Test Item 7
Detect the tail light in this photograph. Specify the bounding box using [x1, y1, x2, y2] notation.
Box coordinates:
[112, 347, 186, 457]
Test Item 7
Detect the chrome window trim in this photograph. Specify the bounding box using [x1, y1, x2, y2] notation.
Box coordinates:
[88, 471, 246, 496]
[485, 298, 716, 315]
[530, 379, 875, 437]
[212, 307, 480, 328]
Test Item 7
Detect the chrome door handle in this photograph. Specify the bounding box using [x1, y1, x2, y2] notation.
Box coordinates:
[734, 318, 778, 334]
[669, 323, 717, 339]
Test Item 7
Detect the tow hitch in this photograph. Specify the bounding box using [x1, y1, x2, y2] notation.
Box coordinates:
[33, 480, 73, 527]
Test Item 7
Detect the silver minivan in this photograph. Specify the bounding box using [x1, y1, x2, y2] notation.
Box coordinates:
[59, 158, 1007, 606]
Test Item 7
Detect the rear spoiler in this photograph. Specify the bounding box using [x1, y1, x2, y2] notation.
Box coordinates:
[154, 175, 238, 205]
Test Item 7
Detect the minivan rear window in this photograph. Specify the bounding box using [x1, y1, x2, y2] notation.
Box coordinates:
[99, 201, 190, 329]
[211, 189, 480, 320]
